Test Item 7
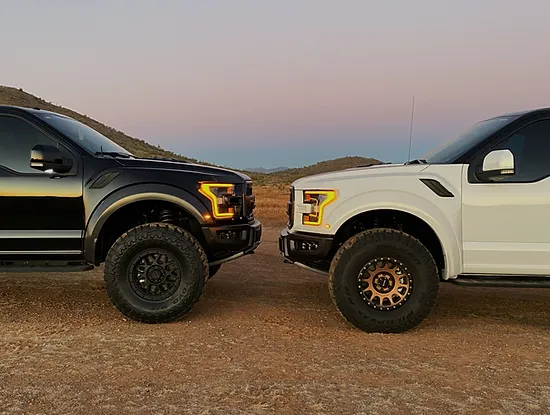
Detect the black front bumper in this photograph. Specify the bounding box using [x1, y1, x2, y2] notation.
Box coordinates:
[202, 219, 262, 254]
[279, 226, 333, 263]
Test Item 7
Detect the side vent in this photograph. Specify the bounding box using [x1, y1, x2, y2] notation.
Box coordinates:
[419, 178, 454, 198]
[90, 171, 121, 189]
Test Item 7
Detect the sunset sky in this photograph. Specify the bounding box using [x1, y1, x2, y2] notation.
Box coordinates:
[2, 0, 550, 168]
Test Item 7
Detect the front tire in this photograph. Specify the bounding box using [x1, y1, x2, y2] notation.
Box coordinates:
[104, 223, 208, 323]
[328, 228, 439, 333]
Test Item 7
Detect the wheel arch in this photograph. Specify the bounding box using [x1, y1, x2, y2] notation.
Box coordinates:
[330, 204, 461, 280]
[84, 183, 210, 265]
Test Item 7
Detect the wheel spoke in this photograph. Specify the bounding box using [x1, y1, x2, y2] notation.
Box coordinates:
[129, 249, 182, 301]
[357, 257, 413, 311]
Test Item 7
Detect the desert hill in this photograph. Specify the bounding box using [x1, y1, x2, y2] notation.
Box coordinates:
[254, 156, 382, 186]
[246, 166, 289, 174]
[0, 86, 196, 162]
[0, 86, 382, 185]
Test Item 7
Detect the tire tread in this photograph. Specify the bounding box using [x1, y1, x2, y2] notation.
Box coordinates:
[328, 228, 439, 333]
[103, 222, 208, 323]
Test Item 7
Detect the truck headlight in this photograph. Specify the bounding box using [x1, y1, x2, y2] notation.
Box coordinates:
[199, 182, 237, 219]
[302, 190, 337, 226]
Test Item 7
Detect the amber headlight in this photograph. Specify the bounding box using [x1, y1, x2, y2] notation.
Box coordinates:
[199, 182, 237, 219]
[302, 190, 337, 226]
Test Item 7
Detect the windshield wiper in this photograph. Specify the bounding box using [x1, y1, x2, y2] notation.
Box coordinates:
[404, 158, 427, 165]
[94, 151, 133, 159]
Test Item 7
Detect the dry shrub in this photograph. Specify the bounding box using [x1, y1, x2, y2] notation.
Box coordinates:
[253, 185, 289, 226]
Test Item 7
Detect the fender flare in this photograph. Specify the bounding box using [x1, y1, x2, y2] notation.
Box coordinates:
[84, 183, 210, 264]
[328, 190, 462, 279]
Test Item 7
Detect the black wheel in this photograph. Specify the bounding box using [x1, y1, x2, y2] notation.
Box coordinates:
[208, 264, 221, 278]
[328, 228, 439, 333]
[103, 223, 208, 323]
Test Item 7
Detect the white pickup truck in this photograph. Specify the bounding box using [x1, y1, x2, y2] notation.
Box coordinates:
[279, 107, 550, 333]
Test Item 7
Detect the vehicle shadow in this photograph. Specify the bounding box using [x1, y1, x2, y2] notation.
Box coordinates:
[423, 282, 550, 331]
[1, 261, 549, 333]
[192, 256, 550, 333]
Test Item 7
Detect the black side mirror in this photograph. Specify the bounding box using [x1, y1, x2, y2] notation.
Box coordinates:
[30, 144, 73, 174]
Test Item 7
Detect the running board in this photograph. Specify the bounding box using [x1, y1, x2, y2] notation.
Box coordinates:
[448, 275, 550, 288]
[0, 261, 94, 273]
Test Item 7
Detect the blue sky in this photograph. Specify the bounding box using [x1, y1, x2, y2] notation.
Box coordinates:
[2, 0, 550, 168]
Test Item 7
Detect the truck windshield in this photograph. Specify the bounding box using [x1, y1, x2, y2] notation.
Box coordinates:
[36, 112, 134, 156]
[421, 116, 517, 164]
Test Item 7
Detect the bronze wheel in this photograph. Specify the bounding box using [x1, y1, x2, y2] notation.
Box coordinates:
[358, 257, 413, 310]
[329, 228, 439, 333]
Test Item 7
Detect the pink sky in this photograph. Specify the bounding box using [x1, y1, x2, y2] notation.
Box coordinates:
[2, 0, 550, 167]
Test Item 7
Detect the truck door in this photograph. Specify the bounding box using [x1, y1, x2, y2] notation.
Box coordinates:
[461, 118, 550, 275]
[0, 113, 84, 257]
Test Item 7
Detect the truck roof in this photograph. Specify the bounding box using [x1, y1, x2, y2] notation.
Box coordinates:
[496, 107, 550, 118]
[0, 105, 69, 117]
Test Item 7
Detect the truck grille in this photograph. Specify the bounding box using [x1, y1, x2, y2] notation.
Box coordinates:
[287, 186, 295, 228]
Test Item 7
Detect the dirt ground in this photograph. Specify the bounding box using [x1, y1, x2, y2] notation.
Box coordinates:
[1, 227, 550, 415]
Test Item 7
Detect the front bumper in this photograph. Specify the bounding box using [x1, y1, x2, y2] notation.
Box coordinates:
[279, 226, 333, 263]
[202, 219, 262, 255]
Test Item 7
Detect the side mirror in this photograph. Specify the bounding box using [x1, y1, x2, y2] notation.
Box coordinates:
[30, 144, 73, 174]
[479, 149, 514, 180]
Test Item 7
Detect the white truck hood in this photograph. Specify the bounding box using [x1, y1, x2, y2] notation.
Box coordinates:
[292, 163, 430, 189]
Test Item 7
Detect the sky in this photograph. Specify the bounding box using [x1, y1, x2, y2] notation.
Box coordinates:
[2, 0, 550, 169]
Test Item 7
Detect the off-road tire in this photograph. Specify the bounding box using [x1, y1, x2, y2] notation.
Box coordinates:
[104, 222, 208, 323]
[329, 228, 439, 333]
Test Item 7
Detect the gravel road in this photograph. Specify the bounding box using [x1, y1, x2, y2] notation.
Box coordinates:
[1, 228, 550, 414]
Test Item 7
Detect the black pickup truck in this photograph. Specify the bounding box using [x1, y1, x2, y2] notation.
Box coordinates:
[0, 105, 262, 323]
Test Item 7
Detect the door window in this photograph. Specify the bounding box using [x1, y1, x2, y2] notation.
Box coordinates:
[0, 115, 72, 174]
[490, 119, 550, 182]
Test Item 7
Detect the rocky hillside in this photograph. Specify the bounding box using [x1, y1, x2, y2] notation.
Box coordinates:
[255, 156, 382, 186]
[0, 86, 196, 161]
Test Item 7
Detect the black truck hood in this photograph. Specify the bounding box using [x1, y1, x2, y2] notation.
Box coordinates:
[117, 157, 251, 182]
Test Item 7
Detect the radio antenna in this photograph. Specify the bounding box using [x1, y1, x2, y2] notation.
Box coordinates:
[407, 95, 415, 162]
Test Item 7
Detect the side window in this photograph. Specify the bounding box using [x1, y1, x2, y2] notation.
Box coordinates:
[491, 119, 550, 182]
[0, 115, 71, 174]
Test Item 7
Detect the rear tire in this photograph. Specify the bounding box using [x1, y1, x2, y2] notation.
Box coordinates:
[103, 223, 208, 323]
[329, 228, 439, 333]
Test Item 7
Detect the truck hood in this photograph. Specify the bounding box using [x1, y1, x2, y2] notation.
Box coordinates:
[117, 157, 251, 183]
[292, 163, 430, 189]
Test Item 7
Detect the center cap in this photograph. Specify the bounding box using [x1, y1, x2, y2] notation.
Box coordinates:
[147, 265, 165, 283]
[373, 273, 395, 294]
